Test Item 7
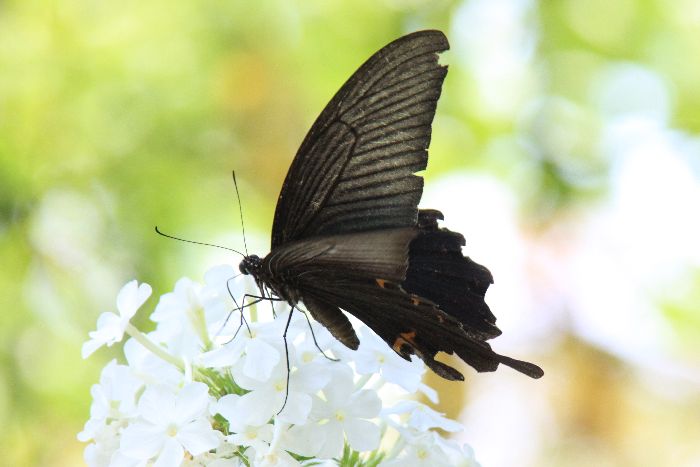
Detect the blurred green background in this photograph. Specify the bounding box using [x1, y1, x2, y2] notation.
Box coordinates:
[2, 0, 699, 465]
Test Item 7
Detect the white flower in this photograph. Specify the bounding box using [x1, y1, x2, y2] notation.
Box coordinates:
[380, 431, 452, 467]
[80, 270, 479, 467]
[200, 265, 242, 326]
[151, 277, 209, 355]
[293, 366, 381, 458]
[81, 421, 121, 467]
[183, 436, 241, 466]
[383, 400, 463, 432]
[123, 336, 185, 389]
[78, 360, 143, 455]
[230, 355, 329, 426]
[350, 327, 426, 392]
[292, 320, 344, 368]
[254, 422, 301, 467]
[82, 280, 151, 358]
[436, 439, 481, 467]
[202, 310, 307, 381]
[119, 382, 220, 466]
[253, 449, 300, 467]
[151, 266, 246, 352]
[213, 394, 273, 455]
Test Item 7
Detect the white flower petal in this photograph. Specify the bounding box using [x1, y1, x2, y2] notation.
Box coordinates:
[321, 368, 353, 405]
[153, 437, 184, 467]
[109, 448, 146, 467]
[380, 357, 423, 390]
[347, 389, 381, 419]
[81, 337, 105, 359]
[213, 394, 240, 425]
[203, 265, 236, 289]
[243, 339, 280, 381]
[418, 382, 439, 404]
[82, 312, 126, 358]
[116, 280, 139, 314]
[177, 419, 220, 456]
[285, 423, 323, 457]
[96, 313, 121, 336]
[117, 280, 152, 320]
[138, 387, 175, 426]
[315, 422, 344, 459]
[235, 389, 278, 426]
[151, 291, 182, 322]
[230, 423, 272, 451]
[276, 391, 311, 425]
[77, 418, 103, 442]
[207, 458, 241, 467]
[120, 423, 165, 459]
[292, 363, 332, 393]
[413, 406, 463, 432]
[344, 418, 380, 452]
[173, 382, 210, 424]
[200, 343, 244, 368]
[123, 337, 185, 388]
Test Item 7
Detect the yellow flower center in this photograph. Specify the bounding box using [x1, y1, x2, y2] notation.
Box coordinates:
[166, 424, 178, 437]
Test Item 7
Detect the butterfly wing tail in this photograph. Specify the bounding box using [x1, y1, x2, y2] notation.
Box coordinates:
[496, 354, 545, 379]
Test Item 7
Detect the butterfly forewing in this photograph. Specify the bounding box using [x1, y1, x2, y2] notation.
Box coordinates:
[271, 30, 449, 248]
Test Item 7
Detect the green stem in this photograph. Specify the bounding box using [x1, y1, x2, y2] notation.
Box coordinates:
[125, 323, 184, 370]
[249, 300, 257, 323]
[191, 306, 213, 350]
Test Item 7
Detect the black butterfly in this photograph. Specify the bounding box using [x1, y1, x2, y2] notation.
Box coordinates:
[238, 30, 543, 381]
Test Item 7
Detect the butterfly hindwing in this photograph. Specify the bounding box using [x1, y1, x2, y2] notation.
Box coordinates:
[264, 215, 544, 379]
[297, 268, 543, 380]
[266, 228, 417, 283]
[271, 30, 449, 248]
[403, 210, 502, 340]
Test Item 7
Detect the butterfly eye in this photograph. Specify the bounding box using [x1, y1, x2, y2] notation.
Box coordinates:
[239, 255, 261, 275]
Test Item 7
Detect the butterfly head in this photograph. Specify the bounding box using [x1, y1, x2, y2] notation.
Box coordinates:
[239, 254, 262, 276]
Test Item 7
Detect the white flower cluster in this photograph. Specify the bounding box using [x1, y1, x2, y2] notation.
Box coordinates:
[80, 265, 480, 467]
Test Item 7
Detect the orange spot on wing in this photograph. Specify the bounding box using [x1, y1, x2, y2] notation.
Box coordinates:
[401, 330, 417, 344]
[375, 278, 386, 288]
[410, 294, 424, 305]
[392, 331, 418, 353]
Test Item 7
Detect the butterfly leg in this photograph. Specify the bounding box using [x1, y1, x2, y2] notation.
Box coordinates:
[299, 306, 339, 362]
[264, 286, 277, 318]
[214, 276, 251, 340]
[277, 306, 295, 415]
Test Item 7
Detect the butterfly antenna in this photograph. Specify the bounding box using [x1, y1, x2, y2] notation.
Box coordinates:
[231, 171, 249, 256]
[154, 226, 245, 257]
